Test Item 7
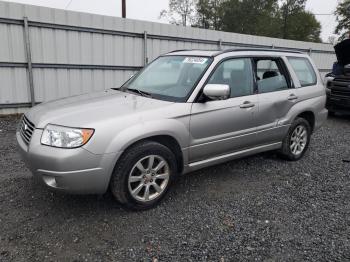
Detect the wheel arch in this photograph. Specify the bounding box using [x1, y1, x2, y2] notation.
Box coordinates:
[295, 111, 315, 132]
[121, 135, 184, 174]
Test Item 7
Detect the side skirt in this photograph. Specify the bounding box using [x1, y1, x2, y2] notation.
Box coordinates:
[183, 142, 282, 174]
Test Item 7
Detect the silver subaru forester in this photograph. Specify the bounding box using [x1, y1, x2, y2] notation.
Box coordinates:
[17, 49, 328, 210]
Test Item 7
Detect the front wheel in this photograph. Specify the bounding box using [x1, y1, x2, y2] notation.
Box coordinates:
[279, 118, 311, 161]
[110, 141, 177, 210]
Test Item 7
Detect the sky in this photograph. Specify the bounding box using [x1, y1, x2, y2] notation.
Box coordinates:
[2, 0, 339, 42]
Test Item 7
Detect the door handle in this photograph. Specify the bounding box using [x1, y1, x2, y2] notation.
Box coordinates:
[288, 94, 298, 101]
[239, 101, 255, 109]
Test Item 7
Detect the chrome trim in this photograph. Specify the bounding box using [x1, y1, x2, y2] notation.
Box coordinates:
[19, 116, 35, 145]
[37, 167, 103, 175]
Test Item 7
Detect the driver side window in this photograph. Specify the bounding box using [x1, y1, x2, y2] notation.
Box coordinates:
[208, 58, 254, 98]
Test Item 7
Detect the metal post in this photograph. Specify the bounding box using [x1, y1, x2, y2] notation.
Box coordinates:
[309, 48, 313, 56]
[218, 39, 222, 50]
[23, 17, 35, 107]
[122, 0, 126, 18]
[271, 44, 275, 49]
[144, 31, 148, 66]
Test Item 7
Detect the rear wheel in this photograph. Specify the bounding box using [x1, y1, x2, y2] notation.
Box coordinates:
[110, 141, 177, 210]
[279, 118, 311, 161]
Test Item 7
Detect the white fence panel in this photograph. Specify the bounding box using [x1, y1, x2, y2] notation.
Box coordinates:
[0, 0, 336, 114]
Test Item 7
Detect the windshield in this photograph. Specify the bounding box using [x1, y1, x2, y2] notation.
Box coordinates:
[122, 56, 212, 102]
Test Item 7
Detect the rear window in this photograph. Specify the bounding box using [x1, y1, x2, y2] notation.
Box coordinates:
[288, 57, 317, 87]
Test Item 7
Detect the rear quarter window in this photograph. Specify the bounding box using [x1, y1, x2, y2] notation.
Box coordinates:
[288, 57, 317, 87]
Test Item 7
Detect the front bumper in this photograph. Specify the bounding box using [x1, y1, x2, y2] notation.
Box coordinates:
[16, 129, 120, 194]
[326, 94, 350, 112]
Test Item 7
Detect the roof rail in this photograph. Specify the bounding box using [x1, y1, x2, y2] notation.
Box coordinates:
[165, 48, 304, 57]
[166, 49, 220, 54]
[166, 49, 194, 54]
[216, 48, 303, 55]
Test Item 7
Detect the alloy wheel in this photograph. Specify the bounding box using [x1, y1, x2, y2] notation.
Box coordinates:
[290, 125, 308, 156]
[128, 155, 170, 202]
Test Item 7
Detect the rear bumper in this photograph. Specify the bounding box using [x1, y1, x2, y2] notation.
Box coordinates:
[16, 129, 120, 194]
[315, 108, 328, 131]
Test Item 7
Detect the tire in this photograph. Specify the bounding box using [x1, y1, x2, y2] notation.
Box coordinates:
[110, 141, 177, 211]
[279, 118, 311, 161]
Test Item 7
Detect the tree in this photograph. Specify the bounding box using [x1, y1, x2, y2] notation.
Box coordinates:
[280, 0, 306, 39]
[159, 0, 322, 42]
[278, 0, 321, 42]
[159, 0, 197, 26]
[195, 0, 225, 30]
[335, 0, 350, 40]
[327, 36, 338, 45]
[281, 11, 322, 42]
[220, 0, 281, 38]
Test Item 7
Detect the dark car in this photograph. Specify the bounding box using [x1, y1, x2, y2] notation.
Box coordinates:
[326, 39, 350, 115]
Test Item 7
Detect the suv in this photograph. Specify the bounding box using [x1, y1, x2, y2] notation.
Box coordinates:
[17, 49, 327, 210]
[326, 39, 350, 114]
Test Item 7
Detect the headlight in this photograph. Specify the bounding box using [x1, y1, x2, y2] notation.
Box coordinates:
[41, 124, 94, 148]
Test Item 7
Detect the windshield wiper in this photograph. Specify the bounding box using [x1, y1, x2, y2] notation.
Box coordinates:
[125, 88, 153, 98]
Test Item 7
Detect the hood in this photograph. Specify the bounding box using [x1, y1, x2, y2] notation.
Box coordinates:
[26, 89, 173, 128]
[334, 39, 350, 66]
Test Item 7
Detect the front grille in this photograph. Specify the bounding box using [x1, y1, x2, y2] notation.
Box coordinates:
[332, 89, 350, 97]
[344, 65, 350, 76]
[330, 77, 350, 98]
[19, 116, 35, 145]
[332, 77, 350, 85]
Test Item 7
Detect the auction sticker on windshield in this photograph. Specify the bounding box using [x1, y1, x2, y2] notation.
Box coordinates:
[183, 57, 208, 64]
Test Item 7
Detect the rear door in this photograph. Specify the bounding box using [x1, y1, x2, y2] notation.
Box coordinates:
[253, 57, 298, 145]
[189, 57, 258, 163]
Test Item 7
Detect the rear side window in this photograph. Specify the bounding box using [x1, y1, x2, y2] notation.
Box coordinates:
[288, 57, 317, 87]
[255, 58, 289, 93]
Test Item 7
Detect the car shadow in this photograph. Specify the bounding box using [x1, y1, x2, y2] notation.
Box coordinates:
[328, 113, 350, 122]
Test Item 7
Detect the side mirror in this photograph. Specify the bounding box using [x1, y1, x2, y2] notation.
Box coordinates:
[203, 84, 230, 100]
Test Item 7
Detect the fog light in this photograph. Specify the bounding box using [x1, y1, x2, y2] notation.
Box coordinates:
[42, 175, 57, 188]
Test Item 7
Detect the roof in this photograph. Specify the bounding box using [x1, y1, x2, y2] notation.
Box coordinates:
[165, 48, 304, 57]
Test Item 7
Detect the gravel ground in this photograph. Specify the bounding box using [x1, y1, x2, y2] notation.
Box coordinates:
[0, 115, 349, 262]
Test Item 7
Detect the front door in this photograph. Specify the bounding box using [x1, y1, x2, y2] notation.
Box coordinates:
[189, 58, 258, 163]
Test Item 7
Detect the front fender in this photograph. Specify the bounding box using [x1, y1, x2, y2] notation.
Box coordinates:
[105, 119, 190, 154]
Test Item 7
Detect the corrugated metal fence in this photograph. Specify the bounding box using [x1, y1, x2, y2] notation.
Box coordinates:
[0, 1, 336, 113]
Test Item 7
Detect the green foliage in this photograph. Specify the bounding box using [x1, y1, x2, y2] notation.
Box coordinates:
[279, 0, 321, 42]
[280, 10, 322, 42]
[335, 0, 350, 40]
[196, 0, 322, 42]
[195, 0, 225, 30]
[160, 0, 322, 42]
[220, 0, 281, 38]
